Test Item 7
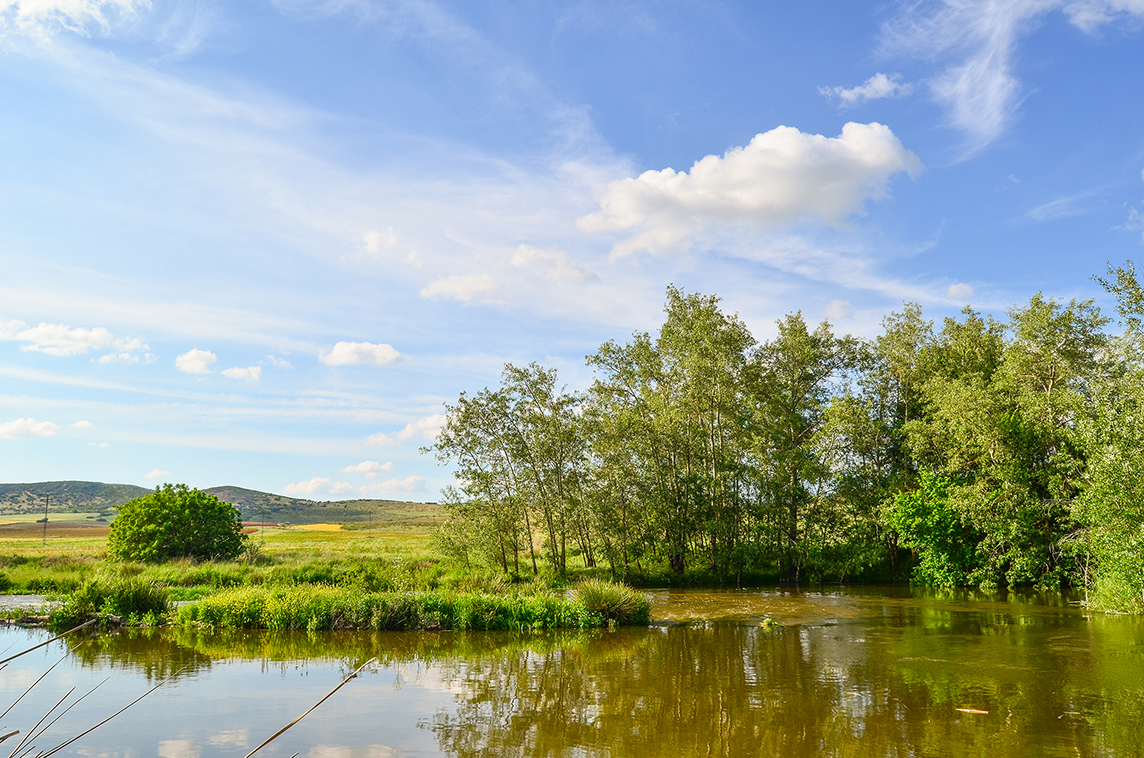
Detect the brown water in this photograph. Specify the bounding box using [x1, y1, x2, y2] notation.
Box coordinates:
[1, 587, 1143, 757]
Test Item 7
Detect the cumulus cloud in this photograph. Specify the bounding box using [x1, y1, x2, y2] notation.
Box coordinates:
[511, 245, 598, 284]
[419, 274, 496, 303]
[0, 417, 60, 438]
[283, 476, 329, 496]
[222, 365, 262, 382]
[340, 460, 394, 478]
[578, 122, 922, 258]
[71, 420, 93, 428]
[144, 468, 170, 479]
[367, 432, 398, 446]
[946, 283, 974, 300]
[364, 475, 427, 496]
[265, 354, 293, 369]
[175, 348, 217, 374]
[360, 227, 397, 256]
[0, 320, 147, 358]
[330, 481, 356, 495]
[883, 1, 1144, 152]
[398, 413, 446, 441]
[320, 341, 402, 367]
[821, 73, 912, 107]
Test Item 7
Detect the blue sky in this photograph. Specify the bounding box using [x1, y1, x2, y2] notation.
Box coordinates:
[2, 0, 1144, 500]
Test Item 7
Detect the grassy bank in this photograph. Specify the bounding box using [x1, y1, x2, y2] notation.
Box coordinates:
[174, 581, 648, 631]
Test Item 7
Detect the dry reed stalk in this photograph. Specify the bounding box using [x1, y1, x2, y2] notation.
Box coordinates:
[242, 658, 378, 758]
[0, 658, 65, 722]
[35, 671, 181, 758]
[0, 621, 96, 667]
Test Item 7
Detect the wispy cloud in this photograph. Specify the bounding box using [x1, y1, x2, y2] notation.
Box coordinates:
[397, 413, 446, 441]
[1024, 191, 1099, 222]
[882, 1, 1144, 153]
[144, 468, 169, 479]
[0, 320, 146, 358]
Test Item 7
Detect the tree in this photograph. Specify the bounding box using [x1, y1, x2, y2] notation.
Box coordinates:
[108, 484, 246, 562]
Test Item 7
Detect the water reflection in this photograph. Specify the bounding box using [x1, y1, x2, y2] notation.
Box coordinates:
[18, 588, 1144, 757]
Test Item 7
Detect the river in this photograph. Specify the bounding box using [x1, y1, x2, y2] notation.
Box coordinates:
[1, 586, 1141, 757]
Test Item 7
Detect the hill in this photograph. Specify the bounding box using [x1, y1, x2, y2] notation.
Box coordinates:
[0, 481, 443, 527]
[0, 481, 151, 514]
[204, 486, 443, 527]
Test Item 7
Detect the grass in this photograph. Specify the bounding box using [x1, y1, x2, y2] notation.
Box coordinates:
[0, 522, 651, 630]
[174, 585, 616, 631]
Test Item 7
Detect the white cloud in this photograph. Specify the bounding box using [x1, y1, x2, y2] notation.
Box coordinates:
[366, 432, 398, 446]
[320, 341, 402, 367]
[70, 420, 93, 428]
[144, 468, 170, 479]
[821, 73, 912, 107]
[419, 274, 496, 303]
[360, 227, 397, 256]
[0, 0, 147, 38]
[398, 413, 446, 441]
[511, 245, 598, 284]
[1025, 193, 1097, 222]
[578, 122, 922, 258]
[340, 460, 394, 478]
[265, 354, 293, 369]
[283, 476, 329, 495]
[883, 1, 1144, 152]
[0, 320, 146, 358]
[87, 441, 111, 447]
[946, 283, 974, 301]
[175, 348, 217, 374]
[330, 481, 356, 495]
[0, 417, 60, 438]
[222, 365, 262, 382]
[824, 299, 853, 321]
[206, 730, 248, 748]
[1064, 0, 1144, 31]
[364, 475, 427, 496]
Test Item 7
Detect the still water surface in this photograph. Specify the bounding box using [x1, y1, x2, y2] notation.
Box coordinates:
[1, 587, 1142, 757]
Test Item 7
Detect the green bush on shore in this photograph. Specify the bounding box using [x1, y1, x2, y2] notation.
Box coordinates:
[51, 575, 170, 630]
[572, 578, 651, 625]
[175, 583, 648, 631]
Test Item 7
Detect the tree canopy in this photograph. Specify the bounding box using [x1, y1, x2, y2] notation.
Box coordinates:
[430, 272, 1144, 613]
[108, 484, 246, 562]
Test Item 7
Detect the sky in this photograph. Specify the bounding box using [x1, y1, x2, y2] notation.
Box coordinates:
[2, 0, 1144, 500]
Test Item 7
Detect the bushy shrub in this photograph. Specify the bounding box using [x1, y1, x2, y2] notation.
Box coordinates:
[108, 484, 246, 562]
[572, 579, 650, 625]
[51, 575, 170, 630]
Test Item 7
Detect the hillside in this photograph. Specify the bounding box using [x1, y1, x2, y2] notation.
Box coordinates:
[0, 481, 443, 527]
[204, 486, 443, 526]
[0, 481, 151, 514]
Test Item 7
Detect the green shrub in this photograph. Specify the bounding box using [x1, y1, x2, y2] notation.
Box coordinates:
[51, 576, 170, 630]
[572, 579, 650, 625]
[108, 483, 246, 562]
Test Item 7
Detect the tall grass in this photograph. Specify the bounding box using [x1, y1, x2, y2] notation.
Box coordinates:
[51, 575, 170, 630]
[174, 585, 637, 631]
[572, 579, 651, 625]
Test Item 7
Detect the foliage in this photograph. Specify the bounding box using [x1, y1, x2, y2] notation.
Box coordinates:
[885, 471, 978, 587]
[572, 579, 650, 625]
[175, 585, 622, 631]
[51, 574, 170, 630]
[108, 484, 246, 562]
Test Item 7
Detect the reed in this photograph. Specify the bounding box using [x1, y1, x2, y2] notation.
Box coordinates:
[571, 579, 651, 625]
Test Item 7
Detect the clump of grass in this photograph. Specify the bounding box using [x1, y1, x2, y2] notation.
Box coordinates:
[175, 585, 621, 631]
[51, 574, 170, 630]
[572, 579, 650, 625]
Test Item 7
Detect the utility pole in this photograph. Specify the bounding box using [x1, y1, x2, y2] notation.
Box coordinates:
[41, 494, 49, 546]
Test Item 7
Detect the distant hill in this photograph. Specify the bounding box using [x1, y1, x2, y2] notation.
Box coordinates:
[0, 481, 150, 514]
[204, 485, 443, 526]
[0, 481, 443, 527]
